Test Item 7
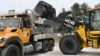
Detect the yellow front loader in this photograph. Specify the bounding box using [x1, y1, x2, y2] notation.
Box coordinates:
[59, 7, 100, 55]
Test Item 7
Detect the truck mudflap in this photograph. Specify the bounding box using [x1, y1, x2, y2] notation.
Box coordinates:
[0, 48, 2, 55]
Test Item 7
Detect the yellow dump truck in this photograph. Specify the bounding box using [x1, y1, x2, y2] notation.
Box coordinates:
[0, 1, 56, 56]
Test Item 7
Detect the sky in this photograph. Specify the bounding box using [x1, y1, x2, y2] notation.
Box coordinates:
[0, 0, 100, 15]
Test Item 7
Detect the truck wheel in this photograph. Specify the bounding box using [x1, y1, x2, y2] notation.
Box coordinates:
[48, 40, 54, 51]
[41, 40, 49, 53]
[59, 35, 81, 55]
[1, 45, 20, 56]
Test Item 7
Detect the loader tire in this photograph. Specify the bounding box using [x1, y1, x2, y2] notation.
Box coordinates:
[59, 35, 81, 55]
[48, 40, 54, 51]
[1, 45, 20, 56]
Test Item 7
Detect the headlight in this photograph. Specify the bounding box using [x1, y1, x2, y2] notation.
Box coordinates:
[0, 37, 7, 43]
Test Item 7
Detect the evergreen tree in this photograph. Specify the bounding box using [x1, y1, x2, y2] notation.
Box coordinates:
[81, 3, 89, 19]
[71, 3, 81, 20]
[71, 3, 89, 20]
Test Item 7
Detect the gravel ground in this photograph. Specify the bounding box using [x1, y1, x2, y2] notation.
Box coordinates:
[25, 43, 100, 56]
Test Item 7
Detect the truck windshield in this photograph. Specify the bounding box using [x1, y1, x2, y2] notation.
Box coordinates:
[0, 18, 19, 28]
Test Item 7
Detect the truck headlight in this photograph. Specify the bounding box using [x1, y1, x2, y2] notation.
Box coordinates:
[0, 38, 7, 43]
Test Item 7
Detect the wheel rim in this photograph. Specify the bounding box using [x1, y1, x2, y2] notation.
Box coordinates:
[65, 41, 74, 50]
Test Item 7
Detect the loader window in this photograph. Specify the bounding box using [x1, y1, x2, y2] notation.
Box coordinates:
[91, 10, 100, 30]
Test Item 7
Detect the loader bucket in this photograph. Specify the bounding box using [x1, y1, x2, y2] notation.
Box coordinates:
[33, 1, 56, 19]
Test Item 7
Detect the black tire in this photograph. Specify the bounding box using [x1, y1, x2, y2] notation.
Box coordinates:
[59, 35, 81, 55]
[41, 40, 49, 53]
[1, 45, 20, 56]
[48, 40, 54, 51]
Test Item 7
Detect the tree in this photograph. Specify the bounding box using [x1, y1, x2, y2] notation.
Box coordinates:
[71, 3, 81, 20]
[62, 8, 66, 13]
[71, 3, 89, 20]
[81, 3, 89, 19]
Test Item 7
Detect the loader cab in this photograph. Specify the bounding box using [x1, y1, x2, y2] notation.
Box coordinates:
[85, 7, 100, 31]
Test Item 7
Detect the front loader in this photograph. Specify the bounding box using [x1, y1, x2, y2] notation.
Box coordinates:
[59, 7, 100, 55]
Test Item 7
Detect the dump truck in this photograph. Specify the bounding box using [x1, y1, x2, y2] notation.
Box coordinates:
[0, 1, 56, 56]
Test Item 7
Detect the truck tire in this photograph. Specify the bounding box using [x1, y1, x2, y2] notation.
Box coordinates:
[59, 35, 81, 55]
[48, 40, 54, 51]
[41, 40, 49, 53]
[1, 45, 20, 56]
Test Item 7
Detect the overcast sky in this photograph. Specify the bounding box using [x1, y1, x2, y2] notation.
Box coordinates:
[0, 0, 100, 15]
